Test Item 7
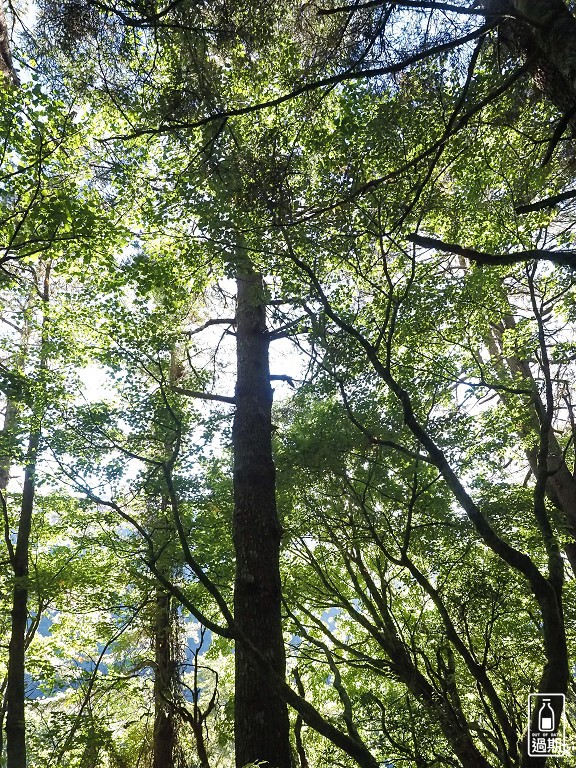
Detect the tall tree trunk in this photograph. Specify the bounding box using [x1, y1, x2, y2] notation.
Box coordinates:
[0, 396, 17, 762]
[153, 590, 178, 768]
[5, 427, 40, 768]
[152, 373, 182, 768]
[232, 268, 292, 768]
[0, 0, 17, 86]
[5, 264, 50, 768]
[0, 291, 32, 765]
[0, 399, 19, 490]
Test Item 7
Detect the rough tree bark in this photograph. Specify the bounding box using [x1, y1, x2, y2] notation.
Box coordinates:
[152, 357, 184, 768]
[232, 267, 292, 768]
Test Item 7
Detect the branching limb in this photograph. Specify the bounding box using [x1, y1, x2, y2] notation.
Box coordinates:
[336, 377, 433, 463]
[55, 599, 147, 763]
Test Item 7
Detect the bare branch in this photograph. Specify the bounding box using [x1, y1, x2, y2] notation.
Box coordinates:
[270, 374, 296, 387]
[317, 1, 500, 16]
[186, 318, 235, 337]
[515, 189, 576, 214]
[408, 233, 576, 269]
[172, 386, 235, 404]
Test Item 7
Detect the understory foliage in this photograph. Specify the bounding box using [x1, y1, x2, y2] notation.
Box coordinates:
[0, 1, 575, 767]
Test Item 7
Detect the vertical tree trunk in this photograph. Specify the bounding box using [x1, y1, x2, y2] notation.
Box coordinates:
[0, 292, 32, 765]
[6, 264, 50, 768]
[0, 399, 19, 489]
[232, 268, 291, 768]
[293, 670, 309, 768]
[153, 590, 178, 768]
[0, 396, 18, 763]
[5, 428, 40, 768]
[152, 374, 182, 768]
[190, 714, 210, 768]
[0, 0, 18, 86]
[187, 625, 212, 768]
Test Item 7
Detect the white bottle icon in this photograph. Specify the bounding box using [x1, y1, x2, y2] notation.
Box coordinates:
[539, 699, 555, 732]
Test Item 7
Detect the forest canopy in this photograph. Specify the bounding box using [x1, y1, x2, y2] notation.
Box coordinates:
[0, 1, 575, 767]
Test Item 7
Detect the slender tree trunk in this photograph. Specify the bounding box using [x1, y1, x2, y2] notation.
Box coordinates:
[188, 625, 211, 768]
[232, 268, 292, 768]
[153, 590, 178, 768]
[5, 264, 50, 768]
[190, 716, 210, 768]
[293, 670, 309, 768]
[152, 379, 182, 768]
[0, 399, 19, 489]
[5, 428, 40, 768]
[0, 0, 18, 86]
[0, 292, 32, 765]
[0, 387, 19, 763]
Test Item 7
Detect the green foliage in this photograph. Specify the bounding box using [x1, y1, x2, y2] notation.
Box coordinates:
[0, 3, 575, 767]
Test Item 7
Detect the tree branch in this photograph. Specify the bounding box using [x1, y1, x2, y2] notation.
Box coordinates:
[515, 189, 576, 213]
[408, 233, 576, 269]
[317, 1, 500, 17]
[172, 386, 236, 404]
[186, 318, 235, 337]
[270, 374, 296, 387]
[104, 21, 497, 141]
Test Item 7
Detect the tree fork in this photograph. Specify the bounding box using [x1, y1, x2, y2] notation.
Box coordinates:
[232, 267, 292, 768]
